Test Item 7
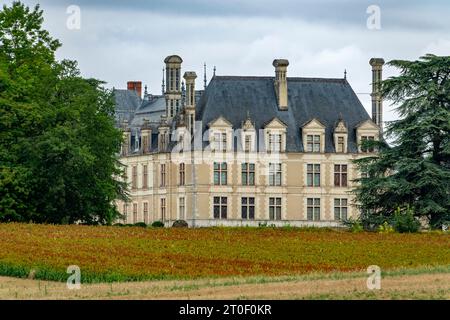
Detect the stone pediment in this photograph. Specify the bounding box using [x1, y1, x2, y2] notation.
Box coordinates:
[208, 116, 233, 128]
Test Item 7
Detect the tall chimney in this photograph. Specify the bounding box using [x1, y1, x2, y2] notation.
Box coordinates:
[184, 71, 197, 137]
[369, 58, 385, 132]
[127, 81, 142, 98]
[164, 55, 183, 120]
[121, 120, 131, 156]
[273, 59, 289, 110]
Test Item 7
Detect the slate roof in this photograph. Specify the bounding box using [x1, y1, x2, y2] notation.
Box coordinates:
[131, 95, 166, 127]
[113, 89, 141, 125]
[196, 76, 372, 153]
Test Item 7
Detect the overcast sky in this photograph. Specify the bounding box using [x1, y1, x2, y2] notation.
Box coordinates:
[5, 0, 450, 123]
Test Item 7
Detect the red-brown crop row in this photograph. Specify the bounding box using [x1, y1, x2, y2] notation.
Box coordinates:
[0, 223, 448, 282]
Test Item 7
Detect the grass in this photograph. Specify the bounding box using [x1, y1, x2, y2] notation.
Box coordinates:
[0, 223, 448, 283]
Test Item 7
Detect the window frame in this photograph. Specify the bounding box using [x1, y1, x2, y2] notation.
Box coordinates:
[133, 203, 138, 223]
[179, 163, 185, 186]
[213, 196, 228, 219]
[307, 198, 321, 221]
[268, 133, 282, 153]
[241, 163, 255, 186]
[143, 202, 149, 224]
[334, 164, 348, 187]
[213, 162, 228, 185]
[241, 197, 255, 220]
[269, 197, 282, 220]
[269, 163, 282, 186]
[306, 134, 321, 153]
[306, 164, 321, 187]
[334, 198, 348, 220]
[160, 198, 166, 222]
[142, 164, 148, 189]
[160, 163, 166, 187]
[131, 165, 137, 190]
[179, 196, 185, 220]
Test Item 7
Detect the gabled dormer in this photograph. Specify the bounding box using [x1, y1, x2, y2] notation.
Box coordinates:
[208, 116, 233, 152]
[355, 119, 380, 153]
[241, 115, 256, 152]
[334, 119, 348, 153]
[264, 117, 287, 152]
[158, 117, 170, 152]
[140, 119, 152, 154]
[301, 118, 326, 153]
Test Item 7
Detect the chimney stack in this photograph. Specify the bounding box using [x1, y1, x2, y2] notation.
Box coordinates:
[369, 58, 385, 132]
[184, 71, 197, 137]
[127, 81, 142, 98]
[273, 59, 289, 110]
[121, 120, 131, 156]
[164, 55, 183, 120]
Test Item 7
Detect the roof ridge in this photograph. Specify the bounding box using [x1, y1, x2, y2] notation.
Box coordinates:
[213, 75, 346, 83]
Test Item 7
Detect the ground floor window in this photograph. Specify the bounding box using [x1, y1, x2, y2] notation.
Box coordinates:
[334, 198, 348, 220]
[122, 203, 128, 223]
[307, 198, 320, 221]
[179, 197, 185, 220]
[241, 197, 255, 219]
[269, 197, 282, 220]
[213, 196, 227, 219]
[133, 203, 138, 223]
[160, 198, 166, 222]
[143, 202, 149, 224]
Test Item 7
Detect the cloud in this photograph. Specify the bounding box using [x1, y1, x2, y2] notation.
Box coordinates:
[4, 0, 450, 124]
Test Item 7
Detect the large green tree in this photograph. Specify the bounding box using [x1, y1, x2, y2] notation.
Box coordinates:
[0, 2, 127, 224]
[353, 54, 450, 229]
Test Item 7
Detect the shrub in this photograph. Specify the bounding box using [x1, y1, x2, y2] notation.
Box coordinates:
[378, 221, 395, 233]
[134, 222, 147, 228]
[342, 218, 364, 233]
[113, 223, 124, 227]
[151, 221, 164, 228]
[258, 222, 268, 228]
[172, 220, 188, 228]
[391, 206, 420, 233]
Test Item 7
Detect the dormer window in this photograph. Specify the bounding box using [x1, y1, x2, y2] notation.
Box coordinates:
[244, 135, 251, 152]
[264, 117, 287, 153]
[214, 132, 227, 152]
[208, 116, 233, 152]
[333, 119, 348, 153]
[269, 133, 282, 152]
[306, 135, 321, 153]
[337, 137, 345, 153]
[241, 117, 256, 153]
[302, 118, 326, 153]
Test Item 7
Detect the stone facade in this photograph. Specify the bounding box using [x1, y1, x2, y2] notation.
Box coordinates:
[114, 55, 383, 227]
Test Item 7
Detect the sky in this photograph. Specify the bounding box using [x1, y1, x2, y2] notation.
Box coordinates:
[3, 0, 450, 124]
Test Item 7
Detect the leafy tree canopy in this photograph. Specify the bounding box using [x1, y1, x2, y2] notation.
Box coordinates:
[0, 1, 127, 224]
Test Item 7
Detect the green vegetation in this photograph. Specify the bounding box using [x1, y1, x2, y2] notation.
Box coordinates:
[0, 2, 126, 224]
[151, 221, 165, 228]
[353, 54, 450, 230]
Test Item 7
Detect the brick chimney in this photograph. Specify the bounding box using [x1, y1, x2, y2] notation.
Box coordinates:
[127, 81, 142, 98]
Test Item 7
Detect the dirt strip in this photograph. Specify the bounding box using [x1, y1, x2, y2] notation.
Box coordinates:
[0, 272, 448, 300]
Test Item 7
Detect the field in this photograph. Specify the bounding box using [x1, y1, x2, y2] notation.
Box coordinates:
[0, 223, 448, 286]
[1, 270, 449, 299]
